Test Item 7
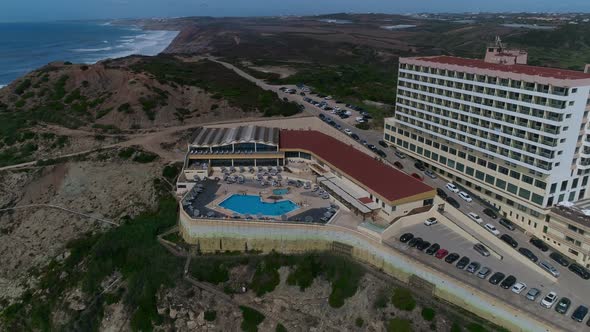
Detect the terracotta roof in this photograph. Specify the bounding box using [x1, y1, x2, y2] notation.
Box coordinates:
[358, 197, 373, 204]
[408, 56, 590, 81]
[280, 130, 433, 202]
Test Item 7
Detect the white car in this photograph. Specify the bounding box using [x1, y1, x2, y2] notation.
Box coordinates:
[344, 128, 352, 135]
[468, 212, 483, 224]
[424, 217, 438, 226]
[459, 191, 473, 202]
[484, 223, 500, 236]
[541, 292, 558, 309]
[446, 183, 459, 193]
[511, 282, 527, 294]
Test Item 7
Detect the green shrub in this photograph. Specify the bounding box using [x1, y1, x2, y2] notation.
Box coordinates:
[239, 306, 265, 332]
[14, 79, 32, 95]
[117, 103, 132, 113]
[391, 288, 416, 311]
[466, 323, 487, 332]
[276, 323, 288, 332]
[373, 289, 390, 309]
[118, 147, 136, 159]
[421, 307, 435, 321]
[250, 260, 281, 296]
[204, 310, 217, 321]
[133, 151, 158, 163]
[386, 318, 413, 332]
[355, 317, 364, 327]
[450, 322, 462, 332]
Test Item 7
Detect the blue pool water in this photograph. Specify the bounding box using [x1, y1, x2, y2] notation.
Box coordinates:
[272, 188, 289, 195]
[219, 194, 298, 216]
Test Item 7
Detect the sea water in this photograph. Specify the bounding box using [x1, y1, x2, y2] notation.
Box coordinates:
[0, 21, 178, 86]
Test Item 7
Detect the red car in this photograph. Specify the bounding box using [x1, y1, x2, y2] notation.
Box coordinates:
[435, 249, 449, 259]
[411, 173, 423, 181]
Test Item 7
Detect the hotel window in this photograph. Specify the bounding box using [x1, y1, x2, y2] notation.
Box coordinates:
[431, 153, 439, 161]
[534, 180, 547, 190]
[531, 193, 544, 205]
[522, 175, 534, 185]
[496, 179, 507, 190]
[456, 162, 465, 172]
[485, 175, 495, 185]
[519, 188, 531, 200]
[507, 183, 518, 195]
[498, 166, 509, 175]
[475, 170, 485, 181]
[509, 171, 520, 180]
[466, 167, 474, 176]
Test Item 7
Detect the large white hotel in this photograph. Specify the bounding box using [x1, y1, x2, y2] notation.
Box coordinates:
[384, 43, 590, 266]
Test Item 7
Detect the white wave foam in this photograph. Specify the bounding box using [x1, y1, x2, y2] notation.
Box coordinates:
[73, 46, 113, 52]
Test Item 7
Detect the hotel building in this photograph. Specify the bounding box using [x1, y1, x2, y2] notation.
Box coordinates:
[384, 45, 590, 265]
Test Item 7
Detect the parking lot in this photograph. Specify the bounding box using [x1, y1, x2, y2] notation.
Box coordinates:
[385, 219, 590, 331]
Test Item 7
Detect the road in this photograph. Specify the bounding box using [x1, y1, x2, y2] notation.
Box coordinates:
[212, 58, 590, 330]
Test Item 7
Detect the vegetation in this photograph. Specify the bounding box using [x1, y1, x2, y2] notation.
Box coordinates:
[131, 57, 300, 117]
[204, 310, 217, 322]
[373, 288, 390, 309]
[421, 307, 436, 321]
[14, 78, 32, 95]
[0, 179, 181, 331]
[355, 317, 364, 327]
[466, 323, 488, 332]
[275, 323, 288, 332]
[386, 318, 413, 332]
[391, 288, 416, 311]
[239, 306, 265, 332]
[132, 151, 158, 163]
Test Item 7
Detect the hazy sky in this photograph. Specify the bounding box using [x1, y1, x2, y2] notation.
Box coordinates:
[3, 0, 590, 22]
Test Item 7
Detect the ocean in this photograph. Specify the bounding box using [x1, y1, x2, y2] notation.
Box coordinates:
[0, 21, 179, 86]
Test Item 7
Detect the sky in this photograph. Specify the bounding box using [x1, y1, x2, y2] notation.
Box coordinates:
[3, 0, 590, 22]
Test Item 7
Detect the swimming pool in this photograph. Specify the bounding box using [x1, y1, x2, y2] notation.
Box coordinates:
[219, 194, 298, 216]
[272, 188, 289, 195]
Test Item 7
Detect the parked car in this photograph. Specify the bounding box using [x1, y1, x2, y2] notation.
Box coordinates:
[446, 183, 459, 193]
[477, 267, 491, 279]
[376, 149, 387, 158]
[483, 208, 498, 219]
[394, 151, 406, 159]
[456, 256, 470, 269]
[378, 140, 388, 148]
[459, 191, 473, 202]
[445, 253, 460, 264]
[489, 272, 505, 285]
[424, 217, 438, 226]
[408, 237, 422, 248]
[541, 292, 558, 309]
[436, 188, 448, 199]
[468, 212, 483, 224]
[425, 243, 440, 255]
[511, 282, 527, 294]
[549, 252, 570, 267]
[424, 170, 437, 179]
[473, 243, 490, 257]
[500, 234, 518, 248]
[367, 144, 377, 151]
[411, 173, 423, 181]
[530, 238, 549, 252]
[539, 261, 560, 278]
[435, 249, 449, 259]
[569, 263, 590, 280]
[393, 161, 404, 169]
[466, 262, 481, 274]
[399, 233, 414, 243]
[555, 297, 571, 314]
[344, 128, 352, 135]
[414, 162, 426, 171]
[484, 223, 500, 236]
[518, 247, 538, 263]
[500, 275, 517, 289]
[571, 305, 589, 322]
[446, 197, 460, 209]
[350, 133, 360, 141]
[416, 240, 431, 251]
[499, 218, 515, 231]
[526, 288, 541, 301]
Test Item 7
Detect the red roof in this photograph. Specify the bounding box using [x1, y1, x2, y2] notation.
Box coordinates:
[358, 197, 373, 204]
[410, 56, 590, 81]
[280, 130, 433, 202]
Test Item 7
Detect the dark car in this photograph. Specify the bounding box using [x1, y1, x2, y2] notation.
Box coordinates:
[425, 243, 440, 255]
[518, 247, 538, 263]
[393, 161, 404, 169]
[367, 144, 377, 151]
[572, 305, 589, 322]
[483, 208, 498, 219]
[378, 140, 388, 148]
[414, 162, 426, 171]
[446, 197, 460, 209]
[445, 253, 460, 264]
[417, 240, 431, 251]
[489, 272, 506, 285]
[569, 263, 590, 280]
[499, 218, 515, 231]
[436, 188, 448, 200]
[350, 133, 360, 141]
[376, 149, 387, 158]
[319, 114, 326, 120]
[549, 252, 570, 267]
[408, 237, 422, 248]
[500, 234, 518, 248]
[555, 297, 571, 314]
[530, 238, 549, 252]
[456, 256, 470, 269]
[500, 275, 517, 289]
[400, 233, 414, 243]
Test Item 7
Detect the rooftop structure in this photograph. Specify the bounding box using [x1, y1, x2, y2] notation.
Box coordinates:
[191, 125, 279, 148]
